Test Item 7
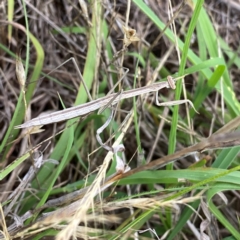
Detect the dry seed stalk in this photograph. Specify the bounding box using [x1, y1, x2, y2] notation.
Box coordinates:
[16, 53, 27, 112]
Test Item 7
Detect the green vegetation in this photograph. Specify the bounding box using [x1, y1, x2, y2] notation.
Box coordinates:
[1, 0, 240, 239]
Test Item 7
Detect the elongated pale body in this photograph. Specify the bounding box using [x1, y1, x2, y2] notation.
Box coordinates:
[15, 79, 176, 129]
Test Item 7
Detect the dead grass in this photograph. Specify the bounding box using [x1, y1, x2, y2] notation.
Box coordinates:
[1, 0, 240, 239]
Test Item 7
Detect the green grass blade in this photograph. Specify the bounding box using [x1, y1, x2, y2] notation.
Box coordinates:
[212, 147, 240, 169]
[190, 65, 225, 117]
[169, 0, 204, 155]
[0, 31, 44, 159]
[208, 200, 240, 239]
[7, 0, 14, 40]
[166, 0, 204, 228]
[0, 150, 33, 180]
[167, 200, 200, 240]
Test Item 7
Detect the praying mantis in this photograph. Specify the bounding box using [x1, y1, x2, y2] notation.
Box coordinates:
[15, 74, 196, 129]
